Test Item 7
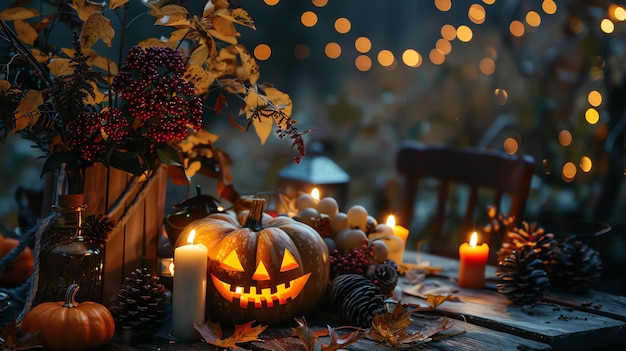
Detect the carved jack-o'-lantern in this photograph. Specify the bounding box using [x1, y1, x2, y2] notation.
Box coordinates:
[180, 198, 330, 324]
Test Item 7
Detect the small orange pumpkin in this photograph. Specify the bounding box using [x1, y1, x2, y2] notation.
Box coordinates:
[21, 284, 115, 351]
[0, 237, 34, 287]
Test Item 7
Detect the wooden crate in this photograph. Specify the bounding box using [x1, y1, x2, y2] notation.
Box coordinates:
[82, 163, 168, 305]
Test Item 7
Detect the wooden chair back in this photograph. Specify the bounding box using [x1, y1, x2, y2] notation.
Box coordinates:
[395, 141, 535, 261]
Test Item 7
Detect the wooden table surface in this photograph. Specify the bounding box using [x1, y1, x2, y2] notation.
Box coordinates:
[100, 252, 626, 351]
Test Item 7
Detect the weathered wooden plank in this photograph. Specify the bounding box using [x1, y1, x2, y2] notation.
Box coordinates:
[543, 289, 626, 322]
[400, 276, 626, 350]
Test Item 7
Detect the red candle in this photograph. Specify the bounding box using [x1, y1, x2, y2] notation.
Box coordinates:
[458, 232, 489, 288]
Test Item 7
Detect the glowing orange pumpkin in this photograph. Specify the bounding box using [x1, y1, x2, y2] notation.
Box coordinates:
[180, 198, 330, 324]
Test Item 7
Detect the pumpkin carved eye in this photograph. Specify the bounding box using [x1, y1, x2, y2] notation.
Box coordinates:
[220, 250, 244, 272]
[280, 249, 299, 272]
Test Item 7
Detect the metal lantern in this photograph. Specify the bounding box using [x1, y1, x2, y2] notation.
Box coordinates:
[277, 142, 349, 213]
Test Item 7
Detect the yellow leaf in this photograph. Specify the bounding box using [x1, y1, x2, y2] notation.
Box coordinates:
[218, 8, 255, 30]
[137, 37, 169, 48]
[0, 7, 39, 21]
[14, 90, 43, 124]
[109, 0, 129, 10]
[80, 12, 115, 48]
[262, 86, 292, 118]
[90, 56, 118, 75]
[166, 28, 189, 45]
[153, 13, 188, 26]
[47, 58, 74, 77]
[70, 0, 105, 22]
[30, 48, 51, 63]
[235, 45, 259, 85]
[208, 28, 239, 45]
[212, 16, 237, 37]
[0, 80, 11, 94]
[190, 41, 211, 66]
[253, 113, 274, 144]
[184, 65, 216, 96]
[149, 4, 188, 18]
[14, 19, 38, 45]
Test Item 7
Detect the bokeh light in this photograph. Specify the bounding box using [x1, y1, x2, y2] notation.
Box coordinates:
[355, 37, 372, 53]
[435, 0, 452, 12]
[355, 55, 372, 72]
[429, 49, 445, 65]
[588, 90, 602, 107]
[253, 44, 271, 61]
[542, 0, 557, 15]
[509, 20, 525, 37]
[402, 49, 422, 67]
[601, 18, 615, 34]
[558, 130, 572, 146]
[585, 108, 600, 124]
[334, 18, 351, 34]
[580, 156, 592, 173]
[503, 138, 519, 155]
[436, 39, 452, 54]
[562, 162, 577, 182]
[469, 4, 486, 24]
[456, 25, 473, 42]
[312, 0, 327, 7]
[301, 11, 318, 27]
[441, 24, 457, 40]
[525, 11, 541, 27]
[377, 50, 395, 67]
[325, 42, 341, 59]
[479, 58, 495, 75]
[494, 88, 508, 105]
[294, 44, 310, 60]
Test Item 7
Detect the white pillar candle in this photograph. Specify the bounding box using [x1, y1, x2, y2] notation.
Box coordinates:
[171, 229, 207, 340]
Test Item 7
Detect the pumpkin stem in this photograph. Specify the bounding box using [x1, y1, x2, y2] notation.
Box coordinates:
[63, 283, 80, 308]
[244, 198, 266, 231]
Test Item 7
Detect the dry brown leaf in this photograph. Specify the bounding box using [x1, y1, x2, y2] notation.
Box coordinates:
[70, 0, 105, 22]
[424, 294, 458, 308]
[149, 4, 188, 18]
[80, 12, 115, 49]
[320, 325, 363, 351]
[194, 319, 267, 349]
[13, 19, 38, 45]
[291, 317, 316, 351]
[371, 303, 415, 332]
[0, 7, 39, 21]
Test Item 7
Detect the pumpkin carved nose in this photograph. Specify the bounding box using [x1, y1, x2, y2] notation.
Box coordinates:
[252, 261, 270, 281]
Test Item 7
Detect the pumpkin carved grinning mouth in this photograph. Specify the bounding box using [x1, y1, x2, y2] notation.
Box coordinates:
[211, 273, 310, 308]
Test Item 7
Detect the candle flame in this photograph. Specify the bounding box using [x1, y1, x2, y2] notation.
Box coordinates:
[217, 205, 224, 211]
[386, 215, 396, 227]
[187, 229, 196, 245]
[311, 187, 320, 200]
[469, 232, 478, 247]
[169, 261, 175, 276]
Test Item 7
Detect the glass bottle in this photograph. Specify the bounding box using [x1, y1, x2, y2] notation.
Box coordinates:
[36, 194, 104, 304]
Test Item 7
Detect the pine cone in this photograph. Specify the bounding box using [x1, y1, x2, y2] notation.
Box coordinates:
[498, 221, 557, 267]
[497, 247, 550, 305]
[110, 267, 169, 337]
[83, 214, 115, 248]
[551, 236, 602, 293]
[366, 262, 398, 297]
[328, 274, 386, 327]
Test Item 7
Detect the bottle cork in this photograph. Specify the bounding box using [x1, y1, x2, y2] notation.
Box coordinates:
[57, 194, 84, 209]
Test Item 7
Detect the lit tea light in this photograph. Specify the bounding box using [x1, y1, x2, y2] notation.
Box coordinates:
[169, 261, 175, 276]
[458, 231, 489, 289]
[385, 215, 409, 244]
[311, 187, 320, 200]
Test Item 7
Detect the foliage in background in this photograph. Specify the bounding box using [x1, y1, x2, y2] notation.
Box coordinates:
[0, 0, 309, 203]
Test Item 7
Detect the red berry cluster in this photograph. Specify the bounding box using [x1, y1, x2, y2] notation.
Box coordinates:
[329, 244, 375, 278]
[111, 46, 202, 144]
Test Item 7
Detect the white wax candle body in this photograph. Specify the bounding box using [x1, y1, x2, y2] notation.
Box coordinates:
[172, 243, 208, 340]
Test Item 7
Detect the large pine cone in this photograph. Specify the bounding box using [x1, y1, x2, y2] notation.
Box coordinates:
[551, 236, 602, 293]
[497, 246, 550, 305]
[498, 221, 557, 267]
[110, 267, 169, 337]
[327, 274, 386, 327]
